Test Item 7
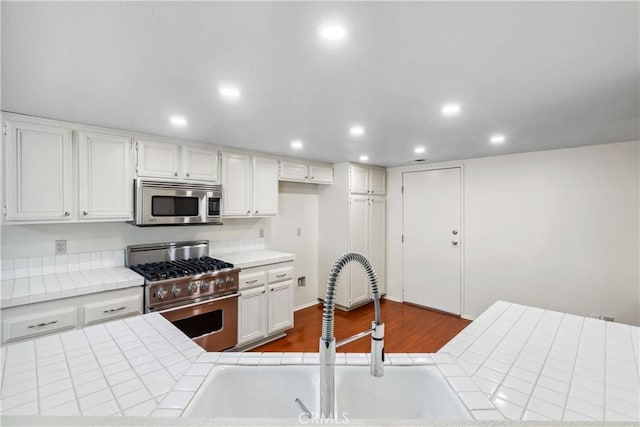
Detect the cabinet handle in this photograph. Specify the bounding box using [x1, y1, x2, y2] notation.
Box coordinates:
[82, 211, 88, 216]
[186, 172, 190, 177]
[28, 320, 58, 328]
[64, 211, 70, 216]
[103, 306, 127, 314]
[262, 290, 266, 294]
[245, 279, 258, 284]
[174, 172, 178, 177]
[276, 273, 287, 278]
[452, 240, 459, 246]
[305, 176, 308, 179]
[246, 210, 250, 214]
[255, 210, 259, 214]
[310, 176, 314, 180]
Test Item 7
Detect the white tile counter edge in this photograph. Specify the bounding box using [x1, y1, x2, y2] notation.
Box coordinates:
[215, 249, 296, 269]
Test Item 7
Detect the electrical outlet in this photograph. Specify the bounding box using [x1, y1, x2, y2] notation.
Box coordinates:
[296, 228, 302, 237]
[591, 314, 614, 322]
[259, 228, 264, 238]
[297, 276, 306, 287]
[55, 240, 67, 255]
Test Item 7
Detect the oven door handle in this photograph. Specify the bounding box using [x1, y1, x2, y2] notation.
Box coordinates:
[157, 292, 239, 314]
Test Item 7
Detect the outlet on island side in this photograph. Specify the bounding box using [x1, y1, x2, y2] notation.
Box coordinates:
[297, 276, 306, 287]
[55, 240, 67, 255]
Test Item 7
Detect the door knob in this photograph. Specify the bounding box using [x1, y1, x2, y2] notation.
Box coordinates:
[451, 240, 459, 246]
[452, 230, 458, 235]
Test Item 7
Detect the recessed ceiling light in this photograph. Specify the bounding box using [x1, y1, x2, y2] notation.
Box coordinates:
[414, 146, 426, 154]
[349, 125, 365, 137]
[490, 134, 506, 144]
[169, 116, 187, 127]
[219, 85, 241, 100]
[320, 24, 348, 41]
[441, 102, 461, 117]
[359, 155, 369, 162]
[290, 140, 303, 149]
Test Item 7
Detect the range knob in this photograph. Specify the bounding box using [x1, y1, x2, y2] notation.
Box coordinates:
[199, 281, 209, 291]
[156, 288, 167, 300]
[188, 282, 199, 293]
[225, 277, 235, 285]
[214, 278, 223, 287]
[171, 286, 182, 297]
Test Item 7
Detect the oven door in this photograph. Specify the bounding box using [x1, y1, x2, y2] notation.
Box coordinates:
[159, 294, 238, 352]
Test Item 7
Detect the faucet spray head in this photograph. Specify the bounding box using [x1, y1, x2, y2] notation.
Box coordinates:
[371, 321, 385, 377]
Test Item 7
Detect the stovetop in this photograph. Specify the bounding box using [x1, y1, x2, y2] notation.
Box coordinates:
[131, 256, 234, 282]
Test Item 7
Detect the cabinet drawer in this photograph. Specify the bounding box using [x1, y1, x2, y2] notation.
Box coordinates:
[239, 271, 268, 290]
[84, 294, 142, 326]
[3, 307, 78, 343]
[267, 266, 293, 284]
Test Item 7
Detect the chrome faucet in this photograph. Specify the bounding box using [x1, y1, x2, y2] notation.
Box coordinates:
[319, 253, 385, 419]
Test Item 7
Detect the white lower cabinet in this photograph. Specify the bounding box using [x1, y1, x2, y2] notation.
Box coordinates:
[238, 286, 267, 344]
[267, 280, 294, 334]
[1, 287, 143, 343]
[237, 261, 294, 347]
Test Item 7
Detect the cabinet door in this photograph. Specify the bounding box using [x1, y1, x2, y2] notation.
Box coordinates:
[221, 152, 252, 216]
[349, 195, 370, 306]
[252, 157, 279, 216]
[369, 196, 386, 295]
[238, 286, 267, 344]
[309, 165, 334, 184]
[267, 280, 293, 334]
[369, 169, 386, 195]
[136, 138, 180, 179]
[183, 145, 219, 183]
[78, 130, 133, 220]
[5, 120, 73, 221]
[349, 165, 369, 194]
[278, 161, 308, 182]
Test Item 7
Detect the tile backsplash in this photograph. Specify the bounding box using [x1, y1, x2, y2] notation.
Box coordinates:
[1, 238, 266, 280]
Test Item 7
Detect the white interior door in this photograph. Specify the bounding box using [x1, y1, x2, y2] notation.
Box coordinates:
[402, 168, 461, 315]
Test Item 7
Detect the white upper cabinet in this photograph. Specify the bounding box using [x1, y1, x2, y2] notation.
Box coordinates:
[369, 168, 386, 195]
[182, 145, 219, 183]
[136, 137, 180, 179]
[309, 165, 334, 184]
[279, 161, 308, 181]
[78, 130, 133, 220]
[4, 119, 73, 221]
[349, 164, 385, 195]
[221, 152, 252, 216]
[279, 160, 333, 184]
[252, 156, 279, 216]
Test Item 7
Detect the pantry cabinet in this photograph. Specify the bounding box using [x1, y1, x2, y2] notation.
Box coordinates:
[4, 118, 73, 221]
[221, 152, 278, 217]
[237, 261, 294, 348]
[78, 129, 133, 220]
[318, 162, 387, 310]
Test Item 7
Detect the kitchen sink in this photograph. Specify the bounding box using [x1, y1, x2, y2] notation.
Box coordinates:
[183, 364, 472, 420]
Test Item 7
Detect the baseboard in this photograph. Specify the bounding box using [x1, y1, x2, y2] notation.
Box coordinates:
[295, 300, 320, 311]
[461, 313, 476, 321]
[383, 295, 403, 303]
[234, 332, 287, 352]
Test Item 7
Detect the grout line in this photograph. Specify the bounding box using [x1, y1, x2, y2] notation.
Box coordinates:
[559, 315, 586, 421]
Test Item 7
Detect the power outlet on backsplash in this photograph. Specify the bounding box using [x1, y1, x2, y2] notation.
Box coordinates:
[591, 314, 614, 322]
[297, 276, 306, 287]
[55, 240, 67, 255]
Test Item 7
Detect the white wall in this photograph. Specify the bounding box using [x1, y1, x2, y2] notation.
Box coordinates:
[387, 141, 640, 326]
[0, 181, 320, 309]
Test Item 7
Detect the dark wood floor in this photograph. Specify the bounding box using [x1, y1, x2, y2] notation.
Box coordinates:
[252, 299, 471, 353]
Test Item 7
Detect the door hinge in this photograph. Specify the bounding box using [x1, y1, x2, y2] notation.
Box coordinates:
[401, 186, 404, 194]
[2, 125, 7, 136]
[401, 234, 404, 243]
[2, 206, 7, 216]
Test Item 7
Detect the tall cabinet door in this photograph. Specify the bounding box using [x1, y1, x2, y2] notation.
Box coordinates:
[78, 131, 133, 220]
[4, 120, 73, 220]
[369, 196, 386, 295]
[221, 152, 252, 216]
[252, 157, 279, 216]
[349, 195, 370, 306]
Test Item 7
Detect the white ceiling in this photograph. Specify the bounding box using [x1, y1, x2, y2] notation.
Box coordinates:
[2, 2, 638, 167]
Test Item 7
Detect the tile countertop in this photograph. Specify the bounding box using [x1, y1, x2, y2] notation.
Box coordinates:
[439, 301, 640, 422]
[0, 251, 144, 309]
[1, 301, 638, 423]
[215, 249, 295, 269]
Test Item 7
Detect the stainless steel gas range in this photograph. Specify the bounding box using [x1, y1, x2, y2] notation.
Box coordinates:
[126, 240, 239, 352]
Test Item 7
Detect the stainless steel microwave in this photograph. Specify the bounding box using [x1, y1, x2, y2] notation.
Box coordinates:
[133, 180, 222, 226]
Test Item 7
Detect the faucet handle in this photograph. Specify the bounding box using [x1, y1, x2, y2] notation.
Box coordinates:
[370, 322, 385, 377]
